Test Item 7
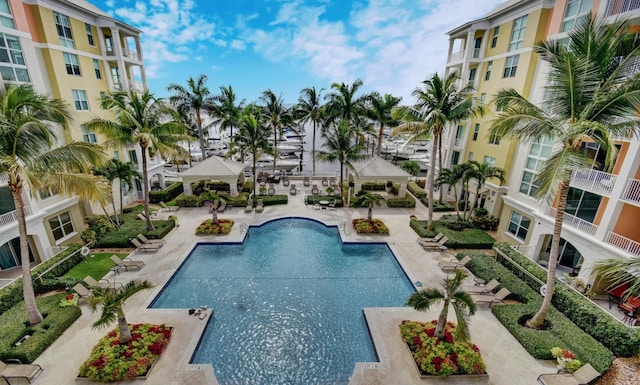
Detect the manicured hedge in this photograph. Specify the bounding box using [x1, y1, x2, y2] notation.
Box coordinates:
[305, 196, 343, 207]
[175, 193, 198, 207]
[149, 182, 184, 204]
[407, 181, 427, 198]
[361, 182, 386, 191]
[386, 193, 416, 208]
[254, 195, 288, 205]
[419, 198, 456, 211]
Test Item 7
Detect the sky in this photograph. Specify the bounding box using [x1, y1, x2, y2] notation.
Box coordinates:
[89, 0, 506, 105]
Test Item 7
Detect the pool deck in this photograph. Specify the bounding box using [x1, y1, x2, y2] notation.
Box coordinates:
[32, 186, 557, 385]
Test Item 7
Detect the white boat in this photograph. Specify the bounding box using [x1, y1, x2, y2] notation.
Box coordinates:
[205, 138, 228, 157]
[255, 155, 301, 172]
[276, 142, 303, 154]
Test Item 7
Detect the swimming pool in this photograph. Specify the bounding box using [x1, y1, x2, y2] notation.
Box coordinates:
[150, 218, 414, 385]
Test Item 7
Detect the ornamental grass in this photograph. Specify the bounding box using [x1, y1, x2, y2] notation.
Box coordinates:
[352, 218, 389, 234]
[195, 219, 234, 235]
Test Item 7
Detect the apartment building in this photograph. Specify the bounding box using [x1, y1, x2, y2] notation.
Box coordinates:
[0, 0, 161, 272]
[444, 0, 640, 290]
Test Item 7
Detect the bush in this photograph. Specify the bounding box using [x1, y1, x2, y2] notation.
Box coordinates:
[352, 218, 389, 234]
[386, 194, 416, 208]
[85, 215, 116, 239]
[260, 195, 288, 205]
[149, 182, 183, 204]
[361, 182, 386, 191]
[389, 182, 399, 195]
[195, 219, 234, 235]
[415, 179, 426, 188]
[407, 182, 427, 198]
[474, 207, 488, 217]
[471, 215, 499, 231]
[175, 193, 198, 207]
[95, 209, 175, 248]
[409, 221, 495, 249]
[445, 220, 474, 231]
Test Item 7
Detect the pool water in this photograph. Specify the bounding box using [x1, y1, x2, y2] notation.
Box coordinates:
[150, 218, 414, 385]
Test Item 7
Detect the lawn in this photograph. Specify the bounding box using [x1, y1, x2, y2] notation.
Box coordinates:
[64, 253, 128, 280]
[410, 219, 496, 249]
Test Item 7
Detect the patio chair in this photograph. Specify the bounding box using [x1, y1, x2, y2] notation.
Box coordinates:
[268, 186, 276, 196]
[322, 177, 328, 186]
[311, 184, 319, 195]
[420, 232, 445, 243]
[303, 176, 310, 186]
[110, 254, 145, 271]
[290, 184, 297, 195]
[328, 201, 337, 211]
[471, 287, 510, 307]
[438, 255, 471, 273]
[0, 359, 43, 384]
[419, 236, 449, 252]
[159, 201, 179, 212]
[329, 177, 336, 187]
[255, 199, 264, 213]
[283, 176, 290, 187]
[137, 213, 147, 221]
[83, 276, 122, 290]
[462, 279, 500, 294]
[72, 283, 92, 301]
[137, 233, 166, 246]
[537, 363, 601, 385]
[130, 238, 162, 253]
[245, 198, 253, 213]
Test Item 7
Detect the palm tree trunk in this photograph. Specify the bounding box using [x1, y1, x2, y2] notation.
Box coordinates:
[119, 181, 125, 221]
[435, 300, 449, 340]
[13, 187, 43, 325]
[117, 307, 132, 343]
[196, 109, 207, 160]
[376, 123, 385, 156]
[368, 206, 373, 223]
[272, 128, 277, 174]
[252, 153, 257, 197]
[427, 137, 437, 228]
[141, 146, 154, 231]
[452, 186, 461, 219]
[212, 200, 219, 223]
[312, 120, 317, 176]
[527, 180, 569, 328]
[438, 133, 444, 204]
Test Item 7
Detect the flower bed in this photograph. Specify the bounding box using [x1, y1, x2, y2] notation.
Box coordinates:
[195, 219, 234, 235]
[352, 218, 389, 234]
[78, 324, 172, 381]
[400, 320, 486, 378]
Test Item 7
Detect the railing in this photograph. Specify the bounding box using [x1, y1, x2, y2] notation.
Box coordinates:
[510, 244, 537, 259]
[570, 168, 616, 196]
[122, 49, 140, 61]
[605, 0, 640, 16]
[337, 222, 345, 232]
[622, 178, 640, 204]
[34, 244, 87, 283]
[0, 206, 32, 228]
[0, 173, 7, 184]
[105, 48, 115, 56]
[449, 51, 464, 63]
[472, 47, 481, 58]
[605, 231, 640, 257]
[544, 206, 599, 235]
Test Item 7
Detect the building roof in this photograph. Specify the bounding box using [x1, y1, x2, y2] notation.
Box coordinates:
[180, 156, 247, 178]
[66, 0, 110, 18]
[351, 156, 412, 178]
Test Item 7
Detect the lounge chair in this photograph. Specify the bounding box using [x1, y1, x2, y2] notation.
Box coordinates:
[537, 363, 601, 385]
[322, 177, 328, 186]
[137, 233, 166, 246]
[137, 213, 147, 221]
[255, 199, 264, 213]
[438, 255, 471, 273]
[311, 184, 319, 195]
[159, 201, 179, 212]
[268, 186, 275, 196]
[110, 254, 145, 271]
[420, 232, 445, 243]
[83, 276, 122, 290]
[328, 201, 337, 211]
[290, 184, 297, 195]
[245, 198, 253, 213]
[72, 283, 92, 300]
[0, 359, 43, 384]
[471, 287, 510, 307]
[462, 279, 500, 294]
[303, 176, 310, 186]
[329, 177, 336, 187]
[420, 236, 449, 252]
[283, 176, 290, 186]
[130, 238, 162, 253]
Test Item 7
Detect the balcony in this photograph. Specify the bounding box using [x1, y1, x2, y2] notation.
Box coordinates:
[472, 48, 481, 58]
[448, 51, 464, 63]
[544, 206, 599, 235]
[605, 231, 640, 257]
[122, 49, 140, 62]
[0, 207, 32, 229]
[622, 178, 640, 204]
[570, 168, 616, 196]
[605, 0, 640, 17]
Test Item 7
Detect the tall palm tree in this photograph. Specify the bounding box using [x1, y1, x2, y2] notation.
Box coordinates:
[175, 103, 200, 167]
[212, 85, 245, 141]
[406, 269, 476, 341]
[295, 87, 324, 176]
[593, 258, 640, 300]
[367, 92, 402, 156]
[395, 73, 482, 229]
[354, 190, 383, 223]
[0, 85, 108, 325]
[435, 163, 471, 219]
[259, 90, 292, 173]
[167, 74, 215, 160]
[465, 161, 505, 220]
[315, 120, 370, 189]
[229, 105, 273, 197]
[324, 79, 369, 132]
[84, 90, 189, 231]
[88, 280, 154, 344]
[489, 14, 640, 328]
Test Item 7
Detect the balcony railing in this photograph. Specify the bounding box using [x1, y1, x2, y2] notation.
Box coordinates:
[544, 206, 599, 235]
[605, 0, 640, 17]
[622, 178, 640, 204]
[0, 206, 32, 228]
[570, 168, 616, 196]
[122, 49, 140, 61]
[449, 51, 464, 63]
[605, 231, 640, 257]
[472, 48, 481, 58]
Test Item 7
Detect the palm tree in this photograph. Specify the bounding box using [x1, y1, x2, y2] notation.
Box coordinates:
[406, 269, 477, 341]
[489, 14, 640, 328]
[84, 90, 190, 231]
[315, 120, 370, 189]
[324, 79, 369, 133]
[212, 85, 245, 141]
[354, 190, 383, 223]
[295, 87, 324, 176]
[174, 103, 200, 167]
[167, 74, 215, 160]
[259, 90, 293, 173]
[229, 105, 272, 197]
[399, 160, 420, 176]
[435, 163, 471, 219]
[395, 73, 482, 229]
[88, 280, 154, 344]
[0, 85, 108, 325]
[465, 161, 505, 220]
[95, 159, 139, 227]
[593, 258, 640, 300]
[367, 92, 402, 156]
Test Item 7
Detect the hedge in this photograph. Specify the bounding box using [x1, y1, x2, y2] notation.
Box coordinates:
[493, 243, 640, 357]
[305, 196, 344, 207]
[407, 181, 427, 198]
[386, 193, 416, 208]
[175, 193, 198, 207]
[419, 198, 456, 211]
[149, 182, 184, 204]
[361, 182, 386, 191]
[253, 195, 289, 206]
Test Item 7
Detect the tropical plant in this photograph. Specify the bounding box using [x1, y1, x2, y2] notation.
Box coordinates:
[0, 85, 109, 325]
[84, 90, 190, 231]
[295, 86, 324, 176]
[395, 73, 483, 228]
[88, 280, 154, 344]
[324, 79, 369, 135]
[354, 190, 383, 223]
[593, 258, 640, 300]
[464, 161, 505, 220]
[212, 85, 245, 141]
[489, 14, 640, 328]
[399, 160, 420, 176]
[435, 163, 472, 219]
[259, 89, 293, 173]
[95, 159, 139, 226]
[367, 92, 402, 156]
[315, 120, 370, 188]
[173, 103, 199, 167]
[406, 269, 477, 341]
[167, 74, 215, 160]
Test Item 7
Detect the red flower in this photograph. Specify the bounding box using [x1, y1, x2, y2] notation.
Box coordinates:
[108, 331, 117, 338]
[148, 342, 163, 355]
[65, 294, 75, 300]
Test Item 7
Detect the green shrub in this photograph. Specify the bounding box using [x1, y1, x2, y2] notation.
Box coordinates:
[175, 193, 198, 207]
[260, 195, 288, 205]
[386, 194, 416, 208]
[149, 182, 183, 204]
[241, 181, 254, 193]
[85, 215, 115, 239]
[471, 215, 499, 231]
[415, 179, 426, 188]
[390, 182, 399, 195]
[407, 182, 427, 198]
[361, 182, 386, 191]
[305, 196, 343, 206]
[474, 207, 489, 217]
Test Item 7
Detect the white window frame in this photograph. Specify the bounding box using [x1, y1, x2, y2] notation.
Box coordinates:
[561, 0, 594, 32]
[54, 12, 74, 48]
[485, 61, 492, 81]
[0, 0, 15, 29]
[509, 15, 528, 51]
[491, 26, 499, 48]
[93, 59, 101, 79]
[48, 211, 75, 242]
[484, 156, 496, 167]
[81, 126, 97, 142]
[503, 55, 519, 78]
[63, 52, 80, 76]
[519, 136, 553, 197]
[72, 89, 89, 111]
[488, 132, 501, 145]
[472, 124, 480, 141]
[507, 211, 531, 240]
[0, 34, 29, 82]
[85, 23, 95, 46]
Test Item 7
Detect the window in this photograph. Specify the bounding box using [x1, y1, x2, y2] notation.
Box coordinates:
[63, 52, 80, 76]
[491, 26, 499, 48]
[39, 187, 58, 200]
[48, 211, 75, 241]
[484, 156, 496, 167]
[509, 15, 528, 51]
[508, 211, 531, 240]
[72, 89, 89, 111]
[451, 151, 460, 166]
[54, 12, 74, 48]
[519, 171, 538, 196]
[468, 152, 474, 161]
[81, 126, 96, 142]
[480, 93, 487, 104]
[468, 68, 477, 86]
[472, 124, 480, 141]
[561, 0, 594, 32]
[128, 150, 138, 165]
[489, 132, 501, 145]
[85, 23, 94, 46]
[93, 59, 101, 79]
[473, 37, 482, 58]
[0, 0, 15, 29]
[519, 136, 553, 197]
[503, 55, 519, 78]
[111, 66, 121, 89]
[484, 61, 492, 81]
[0, 34, 29, 82]
[114, 151, 119, 159]
[455, 125, 465, 146]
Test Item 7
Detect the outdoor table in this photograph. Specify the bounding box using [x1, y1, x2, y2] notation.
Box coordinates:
[319, 200, 329, 209]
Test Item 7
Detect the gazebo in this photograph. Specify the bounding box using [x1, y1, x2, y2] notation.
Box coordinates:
[348, 156, 412, 196]
[180, 156, 247, 196]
